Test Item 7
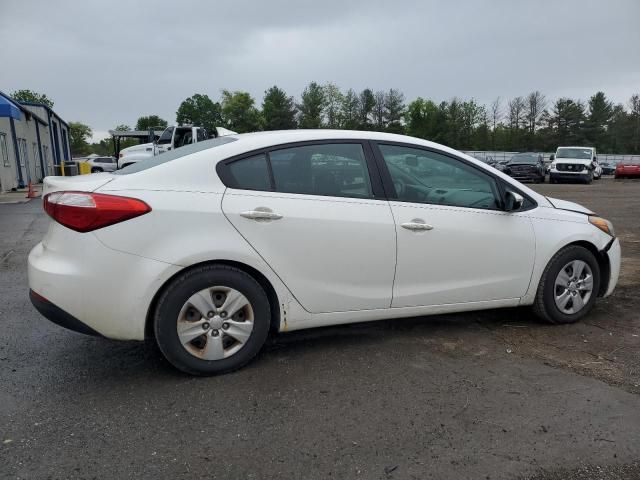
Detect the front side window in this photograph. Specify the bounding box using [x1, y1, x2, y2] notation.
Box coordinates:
[379, 144, 500, 210]
[157, 127, 174, 145]
[270, 143, 372, 199]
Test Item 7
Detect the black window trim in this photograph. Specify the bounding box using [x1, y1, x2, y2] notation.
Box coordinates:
[368, 140, 537, 212]
[216, 139, 387, 200]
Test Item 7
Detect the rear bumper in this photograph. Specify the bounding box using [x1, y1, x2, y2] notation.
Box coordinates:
[28, 230, 181, 340]
[29, 289, 103, 337]
[604, 238, 621, 297]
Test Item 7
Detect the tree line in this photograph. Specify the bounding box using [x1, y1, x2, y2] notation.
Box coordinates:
[12, 86, 640, 156]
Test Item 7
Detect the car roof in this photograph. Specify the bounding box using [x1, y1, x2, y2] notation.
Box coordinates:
[224, 129, 466, 157]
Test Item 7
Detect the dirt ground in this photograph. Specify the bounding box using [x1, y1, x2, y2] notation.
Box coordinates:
[481, 178, 640, 395]
[1, 177, 639, 480]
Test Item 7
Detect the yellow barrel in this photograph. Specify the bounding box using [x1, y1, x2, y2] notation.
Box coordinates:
[76, 161, 92, 175]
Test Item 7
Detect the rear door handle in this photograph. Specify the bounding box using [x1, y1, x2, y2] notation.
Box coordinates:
[240, 209, 283, 221]
[401, 220, 433, 231]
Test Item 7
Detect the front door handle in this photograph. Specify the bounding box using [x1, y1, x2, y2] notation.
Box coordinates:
[240, 208, 283, 221]
[401, 220, 433, 231]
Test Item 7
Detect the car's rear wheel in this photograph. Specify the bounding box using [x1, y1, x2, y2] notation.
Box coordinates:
[154, 265, 270, 375]
[533, 245, 600, 324]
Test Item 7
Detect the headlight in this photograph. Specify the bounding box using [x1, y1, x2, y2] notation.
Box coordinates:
[589, 216, 615, 237]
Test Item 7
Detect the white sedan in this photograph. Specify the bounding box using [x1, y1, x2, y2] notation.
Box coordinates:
[28, 130, 621, 375]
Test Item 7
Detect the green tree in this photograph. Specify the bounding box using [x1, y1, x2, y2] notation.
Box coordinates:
[384, 89, 405, 134]
[11, 89, 54, 108]
[549, 98, 586, 145]
[357, 88, 376, 130]
[297, 82, 325, 129]
[373, 91, 387, 130]
[262, 86, 297, 130]
[176, 94, 223, 135]
[405, 97, 440, 141]
[341, 89, 360, 130]
[460, 99, 484, 149]
[135, 115, 168, 131]
[323, 83, 344, 128]
[68, 121, 92, 156]
[114, 124, 131, 131]
[629, 94, 640, 153]
[220, 90, 261, 133]
[585, 92, 612, 149]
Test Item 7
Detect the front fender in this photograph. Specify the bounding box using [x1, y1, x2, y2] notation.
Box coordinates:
[520, 207, 613, 305]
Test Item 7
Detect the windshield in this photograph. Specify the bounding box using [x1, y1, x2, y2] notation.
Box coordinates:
[556, 148, 592, 160]
[115, 136, 237, 175]
[157, 127, 175, 145]
[509, 154, 539, 164]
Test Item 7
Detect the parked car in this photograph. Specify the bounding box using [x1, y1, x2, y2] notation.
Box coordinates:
[549, 146, 601, 184]
[85, 156, 118, 173]
[493, 160, 510, 172]
[503, 153, 545, 183]
[600, 162, 616, 175]
[29, 130, 621, 375]
[615, 160, 640, 179]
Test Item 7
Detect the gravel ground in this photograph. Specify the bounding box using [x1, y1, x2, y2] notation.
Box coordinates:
[0, 178, 638, 479]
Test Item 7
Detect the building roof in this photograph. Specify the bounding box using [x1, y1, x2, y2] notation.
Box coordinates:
[0, 91, 49, 126]
[18, 101, 69, 127]
[0, 91, 21, 120]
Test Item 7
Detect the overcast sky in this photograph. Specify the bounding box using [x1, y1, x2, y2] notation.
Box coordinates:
[1, 0, 639, 142]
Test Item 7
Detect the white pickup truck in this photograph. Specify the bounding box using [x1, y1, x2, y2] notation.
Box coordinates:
[117, 126, 236, 169]
[549, 146, 602, 184]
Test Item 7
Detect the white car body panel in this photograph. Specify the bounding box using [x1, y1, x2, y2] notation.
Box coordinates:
[389, 202, 535, 307]
[222, 190, 396, 313]
[545, 196, 595, 215]
[29, 130, 620, 340]
[28, 222, 182, 339]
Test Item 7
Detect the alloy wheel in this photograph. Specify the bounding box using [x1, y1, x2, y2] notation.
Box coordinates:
[554, 260, 593, 315]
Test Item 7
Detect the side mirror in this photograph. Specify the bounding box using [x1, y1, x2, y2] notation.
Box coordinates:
[549, 154, 555, 161]
[505, 191, 524, 212]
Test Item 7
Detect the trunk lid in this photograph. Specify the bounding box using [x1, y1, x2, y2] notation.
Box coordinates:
[43, 173, 114, 195]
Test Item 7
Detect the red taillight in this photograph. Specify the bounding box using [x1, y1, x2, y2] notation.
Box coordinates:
[43, 191, 151, 232]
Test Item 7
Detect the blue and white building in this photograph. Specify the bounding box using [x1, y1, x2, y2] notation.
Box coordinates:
[0, 91, 71, 192]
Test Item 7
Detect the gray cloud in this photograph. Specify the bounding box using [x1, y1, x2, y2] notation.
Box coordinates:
[1, 0, 638, 140]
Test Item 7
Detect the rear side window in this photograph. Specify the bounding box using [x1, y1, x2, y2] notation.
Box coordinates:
[270, 144, 372, 198]
[227, 154, 271, 191]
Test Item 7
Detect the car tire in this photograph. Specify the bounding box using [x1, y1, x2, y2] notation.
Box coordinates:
[154, 265, 271, 375]
[532, 245, 600, 325]
[586, 172, 593, 184]
[91, 167, 103, 173]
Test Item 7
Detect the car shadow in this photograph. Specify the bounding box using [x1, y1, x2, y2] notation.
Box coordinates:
[36, 306, 546, 386]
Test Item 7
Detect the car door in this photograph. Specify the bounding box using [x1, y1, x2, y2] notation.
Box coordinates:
[373, 142, 536, 308]
[220, 141, 396, 314]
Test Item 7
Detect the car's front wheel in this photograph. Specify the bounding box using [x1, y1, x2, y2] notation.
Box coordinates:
[533, 245, 600, 324]
[91, 167, 103, 173]
[154, 265, 271, 375]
